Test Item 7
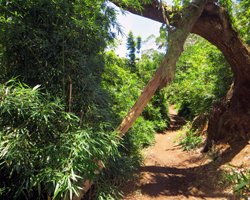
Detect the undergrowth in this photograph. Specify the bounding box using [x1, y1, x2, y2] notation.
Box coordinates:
[88, 51, 170, 200]
[0, 80, 120, 200]
[0, 50, 170, 200]
[223, 166, 250, 199]
[177, 123, 203, 151]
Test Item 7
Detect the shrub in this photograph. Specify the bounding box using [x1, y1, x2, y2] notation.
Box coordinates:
[0, 0, 118, 117]
[0, 80, 119, 200]
[178, 124, 203, 151]
[143, 90, 170, 132]
[223, 167, 250, 199]
[179, 131, 202, 151]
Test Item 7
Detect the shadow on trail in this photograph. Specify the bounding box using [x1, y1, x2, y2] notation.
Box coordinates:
[138, 140, 248, 199]
[165, 114, 186, 132]
[123, 108, 248, 199]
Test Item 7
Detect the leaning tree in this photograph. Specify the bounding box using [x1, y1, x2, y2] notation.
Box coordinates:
[74, 0, 250, 198]
[113, 0, 250, 147]
[75, 0, 250, 199]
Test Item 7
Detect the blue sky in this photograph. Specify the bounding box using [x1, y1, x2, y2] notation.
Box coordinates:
[112, 1, 173, 57]
[115, 11, 162, 57]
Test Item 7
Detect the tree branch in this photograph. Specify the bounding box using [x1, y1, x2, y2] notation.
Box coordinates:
[111, 0, 250, 75]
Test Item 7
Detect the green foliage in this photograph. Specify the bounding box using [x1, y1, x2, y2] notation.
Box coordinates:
[102, 51, 142, 114]
[126, 31, 142, 72]
[111, 0, 153, 11]
[0, 80, 119, 200]
[137, 52, 170, 132]
[0, 1, 125, 199]
[102, 51, 160, 140]
[178, 123, 202, 150]
[90, 117, 155, 200]
[142, 91, 170, 132]
[223, 167, 250, 199]
[235, 0, 250, 45]
[155, 25, 168, 50]
[0, 1, 171, 200]
[128, 117, 156, 147]
[91, 50, 170, 199]
[89, 132, 145, 200]
[167, 35, 233, 119]
[103, 51, 170, 133]
[94, 185, 123, 200]
[219, 0, 234, 18]
[126, 31, 137, 72]
[179, 130, 202, 150]
[0, 0, 118, 115]
[136, 36, 142, 55]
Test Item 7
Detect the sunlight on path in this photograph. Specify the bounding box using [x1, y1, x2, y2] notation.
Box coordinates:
[123, 106, 235, 200]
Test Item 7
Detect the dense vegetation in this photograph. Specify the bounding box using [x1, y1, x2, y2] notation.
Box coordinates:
[0, 80, 119, 199]
[0, 0, 249, 199]
[0, 1, 169, 199]
[167, 35, 233, 119]
[0, 0, 117, 118]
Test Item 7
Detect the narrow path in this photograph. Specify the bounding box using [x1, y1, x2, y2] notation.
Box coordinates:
[123, 106, 235, 200]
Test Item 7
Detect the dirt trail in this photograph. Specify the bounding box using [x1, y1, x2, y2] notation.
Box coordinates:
[123, 106, 241, 200]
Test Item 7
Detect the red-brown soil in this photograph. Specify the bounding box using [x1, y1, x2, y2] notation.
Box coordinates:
[122, 107, 250, 200]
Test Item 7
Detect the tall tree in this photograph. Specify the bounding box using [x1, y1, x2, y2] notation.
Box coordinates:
[126, 32, 142, 72]
[126, 31, 136, 72]
[136, 36, 142, 55]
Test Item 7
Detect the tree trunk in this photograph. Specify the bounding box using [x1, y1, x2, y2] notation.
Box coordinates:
[192, 5, 250, 146]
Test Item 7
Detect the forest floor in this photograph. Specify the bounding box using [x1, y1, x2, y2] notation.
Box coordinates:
[122, 106, 250, 200]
